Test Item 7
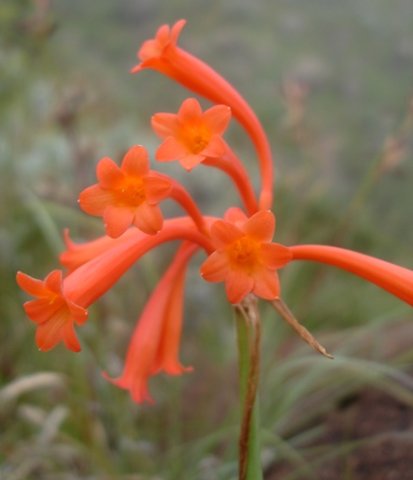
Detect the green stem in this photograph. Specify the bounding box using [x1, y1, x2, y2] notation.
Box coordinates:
[235, 296, 263, 480]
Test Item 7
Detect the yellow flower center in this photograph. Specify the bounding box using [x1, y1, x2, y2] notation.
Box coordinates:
[116, 179, 146, 207]
[227, 237, 260, 273]
[182, 125, 211, 154]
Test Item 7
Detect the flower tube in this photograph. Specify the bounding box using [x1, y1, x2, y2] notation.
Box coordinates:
[64, 218, 212, 307]
[60, 228, 144, 272]
[105, 242, 196, 403]
[290, 245, 413, 306]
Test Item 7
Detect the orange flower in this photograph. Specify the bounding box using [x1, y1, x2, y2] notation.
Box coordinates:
[132, 20, 274, 210]
[79, 145, 172, 238]
[18, 219, 213, 354]
[60, 228, 144, 272]
[59, 217, 213, 280]
[132, 19, 186, 73]
[152, 97, 231, 171]
[16, 270, 87, 352]
[105, 243, 196, 403]
[290, 245, 413, 306]
[201, 209, 292, 303]
[153, 98, 259, 214]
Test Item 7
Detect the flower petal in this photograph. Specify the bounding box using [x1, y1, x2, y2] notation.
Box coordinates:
[67, 300, 89, 325]
[16, 272, 47, 297]
[151, 113, 180, 138]
[121, 145, 149, 177]
[156, 136, 189, 161]
[78, 185, 113, 216]
[243, 210, 275, 242]
[143, 174, 172, 203]
[260, 243, 292, 269]
[201, 135, 227, 158]
[139, 38, 163, 62]
[225, 270, 253, 304]
[103, 205, 134, 238]
[210, 220, 243, 249]
[137, 19, 185, 63]
[253, 269, 280, 300]
[24, 298, 64, 325]
[62, 323, 81, 352]
[138, 23, 171, 62]
[178, 98, 203, 123]
[170, 19, 186, 44]
[203, 104, 231, 134]
[44, 270, 63, 294]
[179, 153, 205, 171]
[224, 207, 248, 225]
[134, 203, 163, 235]
[200, 251, 229, 282]
[35, 309, 69, 351]
[97, 157, 124, 189]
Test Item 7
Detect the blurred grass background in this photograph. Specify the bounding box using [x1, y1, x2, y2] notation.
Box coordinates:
[1, 0, 413, 479]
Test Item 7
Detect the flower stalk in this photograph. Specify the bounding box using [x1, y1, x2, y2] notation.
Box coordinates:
[235, 296, 263, 480]
[203, 145, 259, 215]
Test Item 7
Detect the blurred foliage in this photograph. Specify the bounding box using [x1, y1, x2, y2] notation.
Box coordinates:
[1, 0, 412, 479]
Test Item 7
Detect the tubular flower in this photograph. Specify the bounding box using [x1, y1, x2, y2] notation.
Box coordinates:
[152, 98, 259, 215]
[290, 245, 413, 306]
[152, 97, 231, 171]
[79, 145, 172, 238]
[16, 270, 87, 352]
[201, 209, 292, 304]
[134, 19, 186, 72]
[133, 19, 274, 210]
[17, 20, 413, 405]
[104, 243, 196, 403]
[18, 218, 213, 349]
[60, 228, 145, 273]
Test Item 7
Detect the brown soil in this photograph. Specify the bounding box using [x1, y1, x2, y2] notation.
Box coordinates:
[265, 388, 413, 480]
